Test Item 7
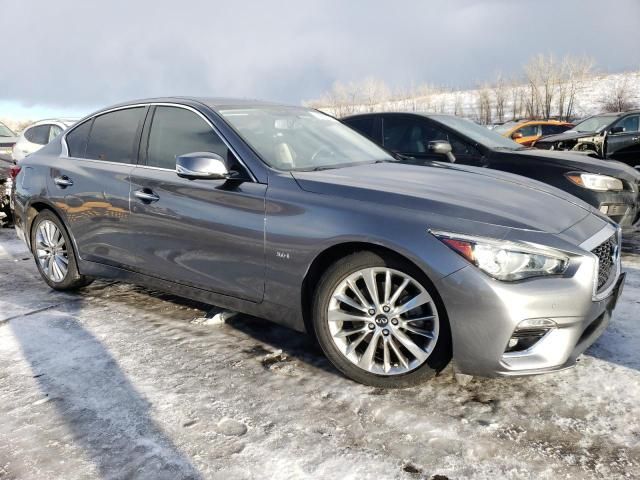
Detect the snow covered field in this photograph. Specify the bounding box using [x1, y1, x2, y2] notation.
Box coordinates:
[0, 227, 639, 480]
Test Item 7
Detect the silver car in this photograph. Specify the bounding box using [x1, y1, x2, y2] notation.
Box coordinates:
[12, 98, 625, 387]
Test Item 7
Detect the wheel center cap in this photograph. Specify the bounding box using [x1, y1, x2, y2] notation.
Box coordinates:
[375, 314, 389, 327]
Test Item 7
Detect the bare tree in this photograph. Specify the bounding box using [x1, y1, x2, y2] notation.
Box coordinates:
[476, 86, 493, 125]
[492, 74, 507, 123]
[557, 55, 594, 120]
[600, 74, 637, 112]
[524, 54, 560, 119]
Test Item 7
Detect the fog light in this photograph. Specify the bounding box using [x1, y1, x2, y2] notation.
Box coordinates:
[504, 318, 557, 353]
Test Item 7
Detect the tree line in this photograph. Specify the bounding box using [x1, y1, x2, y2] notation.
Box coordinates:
[307, 54, 639, 124]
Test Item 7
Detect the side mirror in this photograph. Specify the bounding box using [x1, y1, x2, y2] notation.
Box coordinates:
[427, 140, 456, 163]
[511, 132, 524, 140]
[634, 165, 640, 171]
[176, 152, 229, 180]
[609, 126, 624, 134]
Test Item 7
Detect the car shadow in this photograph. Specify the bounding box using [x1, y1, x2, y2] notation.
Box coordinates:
[9, 304, 203, 480]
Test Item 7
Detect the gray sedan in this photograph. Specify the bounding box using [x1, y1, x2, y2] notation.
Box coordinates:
[11, 98, 624, 387]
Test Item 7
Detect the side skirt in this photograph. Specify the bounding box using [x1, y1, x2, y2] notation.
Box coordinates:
[77, 259, 306, 333]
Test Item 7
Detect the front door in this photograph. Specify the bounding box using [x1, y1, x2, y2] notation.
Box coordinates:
[606, 114, 640, 167]
[128, 105, 266, 302]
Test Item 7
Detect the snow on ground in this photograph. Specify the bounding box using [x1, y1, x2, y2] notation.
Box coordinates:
[0, 227, 639, 480]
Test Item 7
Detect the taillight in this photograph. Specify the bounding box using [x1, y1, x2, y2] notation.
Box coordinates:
[9, 164, 21, 180]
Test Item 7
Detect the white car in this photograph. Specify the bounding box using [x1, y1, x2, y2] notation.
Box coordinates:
[12, 118, 77, 161]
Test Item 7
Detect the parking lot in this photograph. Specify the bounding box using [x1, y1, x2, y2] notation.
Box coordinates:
[0, 227, 638, 480]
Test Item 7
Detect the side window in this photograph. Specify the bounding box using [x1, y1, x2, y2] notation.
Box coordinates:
[345, 116, 376, 140]
[146, 106, 236, 171]
[24, 125, 50, 145]
[383, 116, 478, 156]
[615, 115, 640, 133]
[540, 124, 569, 136]
[383, 116, 429, 153]
[66, 120, 92, 158]
[86, 107, 144, 163]
[517, 124, 539, 137]
[48, 125, 63, 142]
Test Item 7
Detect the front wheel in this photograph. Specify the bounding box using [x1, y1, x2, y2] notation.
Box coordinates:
[30, 210, 93, 290]
[312, 251, 451, 388]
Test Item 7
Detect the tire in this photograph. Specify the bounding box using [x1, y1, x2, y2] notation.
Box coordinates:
[30, 210, 93, 291]
[312, 251, 451, 388]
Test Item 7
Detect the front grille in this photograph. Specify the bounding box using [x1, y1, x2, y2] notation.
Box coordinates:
[592, 234, 618, 290]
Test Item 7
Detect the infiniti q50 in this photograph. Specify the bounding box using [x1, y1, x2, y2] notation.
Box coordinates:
[12, 98, 624, 387]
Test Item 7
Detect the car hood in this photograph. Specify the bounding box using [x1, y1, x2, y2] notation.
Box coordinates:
[291, 162, 593, 234]
[0, 135, 17, 146]
[500, 148, 640, 181]
[536, 130, 597, 143]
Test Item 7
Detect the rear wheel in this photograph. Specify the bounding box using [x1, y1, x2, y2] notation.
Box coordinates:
[31, 210, 93, 290]
[312, 251, 451, 388]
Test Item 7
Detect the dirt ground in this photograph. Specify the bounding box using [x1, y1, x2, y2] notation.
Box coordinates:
[1, 227, 639, 480]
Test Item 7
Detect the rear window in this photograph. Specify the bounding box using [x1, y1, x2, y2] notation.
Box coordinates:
[25, 125, 50, 145]
[85, 107, 144, 163]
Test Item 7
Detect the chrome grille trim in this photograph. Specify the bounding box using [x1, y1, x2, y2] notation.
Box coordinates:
[582, 225, 621, 301]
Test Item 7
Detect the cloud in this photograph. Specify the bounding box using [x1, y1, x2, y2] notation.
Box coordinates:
[1, 0, 638, 109]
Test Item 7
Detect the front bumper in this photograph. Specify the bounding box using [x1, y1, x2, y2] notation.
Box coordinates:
[435, 245, 624, 377]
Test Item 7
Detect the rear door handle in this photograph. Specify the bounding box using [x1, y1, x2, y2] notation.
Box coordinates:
[134, 189, 159, 202]
[54, 175, 73, 187]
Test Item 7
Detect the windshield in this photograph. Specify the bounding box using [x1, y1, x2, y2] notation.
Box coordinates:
[218, 106, 394, 171]
[0, 123, 15, 138]
[571, 115, 618, 133]
[433, 115, 523, 150]
[493, 121, 519, 134]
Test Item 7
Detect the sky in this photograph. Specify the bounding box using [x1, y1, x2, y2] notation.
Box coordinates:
[1, 0, 639, 120]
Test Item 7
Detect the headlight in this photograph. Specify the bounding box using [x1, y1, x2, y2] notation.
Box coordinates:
[432, 231, 569, 281]
[566, 173, 624, 192]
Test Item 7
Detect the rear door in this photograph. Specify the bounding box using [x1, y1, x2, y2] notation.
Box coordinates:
[128, 105, 266, 301]
[606, 114, 640, 166]
[381, 114, 484, 167]
[49, 107, 145, 267]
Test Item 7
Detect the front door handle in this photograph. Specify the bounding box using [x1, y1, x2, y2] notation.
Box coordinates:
[54, 175, 73, 187]
[134, 189, 160, 203]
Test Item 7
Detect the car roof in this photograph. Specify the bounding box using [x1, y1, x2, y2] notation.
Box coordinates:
[28, 118, 79, 128]
[96, 96, 285, 113]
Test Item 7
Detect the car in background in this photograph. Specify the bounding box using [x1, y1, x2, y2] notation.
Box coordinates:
[0, 121, 18, 156]
[534, 111, 640, 168]
[0, 152, 18, 226]
[494, 120, 573, 146]
[11, 97, 625, 387]
[12, 118, 77, 161]
[343, 112, 640, 231]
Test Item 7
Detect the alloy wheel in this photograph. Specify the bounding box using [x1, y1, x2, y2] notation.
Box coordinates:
[35, 220, 69, 283]
[327, 267, 439, 375]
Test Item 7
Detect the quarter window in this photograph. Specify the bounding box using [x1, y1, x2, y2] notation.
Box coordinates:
[146, 106, 233, 170]
[24, 125, 50, 145]
[66, 119, 92, 158]
[86, 107, 144, 163]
